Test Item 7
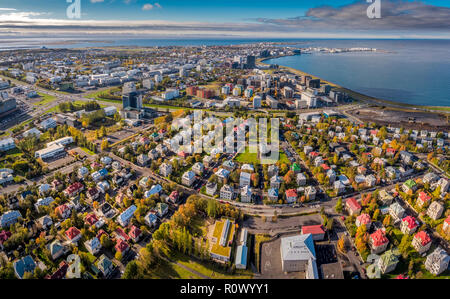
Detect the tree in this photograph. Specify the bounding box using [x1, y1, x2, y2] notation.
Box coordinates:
[123, 260, 142, 279]
[337, 235, 347, 253]
[383, 215, 391, 227]
[101, 138, 109, 151]
[115, 251, 123, 261]
[335, 197, 343, 213]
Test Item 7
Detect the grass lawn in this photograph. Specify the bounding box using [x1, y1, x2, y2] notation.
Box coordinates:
[170, 251, 253, 279]
[80, 147, 96, 156]
[235, 151, 259, 164]
[171, 263, 204, 279]
[34, 93, 57, 106]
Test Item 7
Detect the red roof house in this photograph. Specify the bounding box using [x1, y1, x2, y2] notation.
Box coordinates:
[346, 198, 362, 215]
[285, 189, 298, 203]
[85, 213, 99, 226]
[370, 229, 389, 254]
[356, 213, 372, 228]
[417, 192, 431, 207]
[412, 231, 432, 254]
[301, 225, 325, 241]
[115, 239, 130, 254]
[65, 227, 81, 243]
[128, 226, 142, 242]
[401, 216, 419, 235]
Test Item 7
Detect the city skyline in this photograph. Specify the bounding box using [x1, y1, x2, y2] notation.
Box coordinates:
[0, 0, 450, 39]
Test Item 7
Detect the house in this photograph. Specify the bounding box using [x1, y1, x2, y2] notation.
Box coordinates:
[55, 204, 71, 219]
[412, 231, 432, 254]
[85, 213, 100, 227]
[144, 184, 162, 198]
[268, 165, 279, 177]
[222, 160, 236, 171]
[87, 187, 100, 202]
[356, 213, 372, 229]
[427, 201, 444, 220]
[240, 171, 251, 188]
[39, 183, 51, 195]
[389, 202, 405, 221]
[370, 229, 389, 254]
[334, 180, 345, 195]
[0, 210, 22, 228]
[159, 163, 172, 177]
[346, 198, 361, 216]
[63, 182, 84, 198]
[377, 249, 400, 274]
[167, 191, 180, 204]
[365, 175, 377, 188]
[117, 205, 137, 227]
[280, 234, 318, 278]
[378, 190, 394, 205]
[215, 168, 230, 182]
[270, 175, 282, 189]
[192, 162, 205, 176]
[285, 189, 298, 204]
[305, 186, 316, 201]
[36, 215, 53, 230]
[424, 247, 450, 276]
[206, 182, 217, 196]
[301, 225, 325, 241]
[296, 173, 307, 186]
[0, 230, 11, 250]
[13, 255, 36, 279]
[85, 237, 102, 255]
[65, 227, 82, 243]
[139, 177, 149, 188]
[156, 202, 169, 218]
[291, 163, 301, 173]
[97, 254, 114, 278]
[443, 216, 450, 237]
[148, 149, 159, 160]
[115, 238, 130, 255]
[34, 197, 54, 212]
[202, 155, 213, 167]
[402, 179, 417, 193]
[144, 212, 158, 227]
[400, 216, 419, 235]
[136, 154, 149, 166]
[182, 171, 196, 187]
[47, 240, 65, 260]
[220, 184, 234, 200]
[416, 192, 431, 208]
[78, 167, 89, 179]
[240, 185, 252, 203]
[423, 172, 439, 184]
[129, 226, 142, 242]
[268, 188, 279, 201]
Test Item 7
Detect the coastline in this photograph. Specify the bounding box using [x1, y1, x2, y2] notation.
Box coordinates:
[259, 55, 450, 113]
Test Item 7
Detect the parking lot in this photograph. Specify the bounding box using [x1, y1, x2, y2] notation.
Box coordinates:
[243, 213, 323, 235]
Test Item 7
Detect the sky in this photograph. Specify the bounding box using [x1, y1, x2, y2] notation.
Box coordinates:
[0, 0, 449, 39]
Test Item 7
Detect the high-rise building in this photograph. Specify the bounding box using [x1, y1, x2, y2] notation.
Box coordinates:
[122, 91, 142, 110]
[246, 56, 256, 69]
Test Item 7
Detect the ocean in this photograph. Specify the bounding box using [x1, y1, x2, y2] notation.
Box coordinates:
[1, 37, 449, 107]
[264, 39, 450, 107]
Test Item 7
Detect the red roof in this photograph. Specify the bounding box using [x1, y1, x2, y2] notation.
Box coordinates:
[115, 239, 129, 253]
[85, 213, 99, 226]
[395, 274, 409, 279]
[169, 191, 179, 200]
[129, 226, 142, 239]
[0, 230, 11, 244]
[65, 227, 81, 240]
[55, 204, 70, 217]
[178, 151, 187, 158]
[346, 198, 361, 212]
[309, 151, 319, 157]
[302, 225, 325, 235]
[445, 215, 450, 226]
[115, 227, 131, 241]
[46, 261, 68, 279]
[386, 148, 396, 154]
[370, 229, 388, 247]
[414, 231, 431, 246]
[418, 192, 431, 203]
[356, 213, 371, 225]
[321, 164, 330, 170]
[402, 216, 418, 229]
[286, 189, 297, 198]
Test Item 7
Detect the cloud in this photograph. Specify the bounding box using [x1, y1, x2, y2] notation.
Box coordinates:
[142, 4, 154, 11]
[0, 8, 17, 11]
[255, 0, 450, 32]
[90, 0, 105, 3]
[0, 1, 448, 39]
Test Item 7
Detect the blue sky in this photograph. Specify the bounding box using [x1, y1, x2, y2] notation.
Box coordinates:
[0, 0, 449, 38]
